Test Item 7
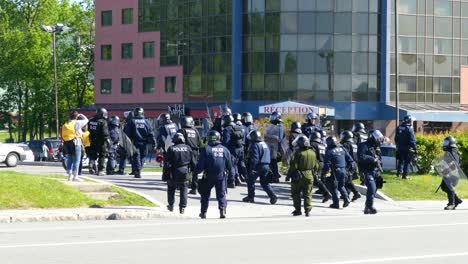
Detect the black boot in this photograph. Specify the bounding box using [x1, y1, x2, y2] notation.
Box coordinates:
[235, 178, 242, 186]
[270, 195, 278, 205]
[329, 203, 340, 209]
[179, 207, 185, 214]
[189, 189, 197, 195]
[352, 193, 361, 202]
[220, 209, 226, 219]
[305, 208, 311, 217]
[242, 196, 255, 203]
[134, 173, 141, 178]
[199, 212, 206, 219]
[322, 193, 331, 203]
[364, 206, 377, 214]
[167, 205, 174, 212]
[455, 195, 463, 208]
[343, 199, 350, 208]
[444, 204, 456, 210]
[292, 210, 302, 216]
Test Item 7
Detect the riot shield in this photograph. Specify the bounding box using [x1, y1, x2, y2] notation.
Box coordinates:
[433, 153, 467, 187]
[264, 123, 280, 159]
[202, 118, 212, 138]
[163, 135, 173, 152]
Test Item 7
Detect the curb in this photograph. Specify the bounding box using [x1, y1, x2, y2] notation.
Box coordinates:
[355, 184, 394, 202]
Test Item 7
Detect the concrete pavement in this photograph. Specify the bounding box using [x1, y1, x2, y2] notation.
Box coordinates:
[1, 210, 468, 263]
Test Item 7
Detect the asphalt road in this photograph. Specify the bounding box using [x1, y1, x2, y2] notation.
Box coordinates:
[1, 210, 468, 264]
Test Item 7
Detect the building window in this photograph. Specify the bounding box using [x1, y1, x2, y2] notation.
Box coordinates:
[121, 78, 132, 94]
[101, 11, 112, 26]
[101, 45, 112, 60]
[100, 79, 112, 94]
[122, 8, 133, 24]
[121, 43, 133, 59]
[165, 77, 176, 93]
[143, 77, 155, 93]
[143, 42, 155, 58]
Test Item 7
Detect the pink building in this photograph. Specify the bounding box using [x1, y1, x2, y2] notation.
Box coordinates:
[94, 0, 183, 116]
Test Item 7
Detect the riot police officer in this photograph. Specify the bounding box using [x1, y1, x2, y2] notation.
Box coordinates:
[340, 131, 361, 201]
[116, 111, 134, 175]
[242, 130, 278, 204]
[352, 122, 368, 144]
[440, 136, 463, 210]
[194, 130, 234, 219]
[395, 115, 417, 180]
[289, 122, 302, 150]
[310, 132, 332, 202]
[178, 116, 202, 195]
[358, 130, 385, 214]
[212, 106, 231, 134]
[302, 112, 324, 138]
[166, 133, 195, 214]
[123, 107, 155, 178]
[287, 135, 318, 217]
[88, 108, 110, 176]
[266, 112, 285, 183]
[221, 114, 244, 187]
[157, 113, 178, 152]
[241, 112, 256, 151]
[106, 116, 120, 175]
[233, 113, 247, 182]
[321, 136, 354, 209]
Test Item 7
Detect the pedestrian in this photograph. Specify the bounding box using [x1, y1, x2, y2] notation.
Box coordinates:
[40, 141, 49, 162]
[116, 111, 134, 175]
[124, 107, 155, 178]
[61, 111, 88, 181]
[395, 115, 417, 180]
[106, 116, 120, 175]
[287, 135, 318, 217]
[439, 136, 463, 210]
[309, 131, 332, 202]
[166, 133, 195, 214]
[265, 111, 285, 183]
[178, 116, 202, 195]
[340, 130, 362, 201]
[88, 108, 109, 176]
[221, 114, 244, 187]
[242, 130, 278, 204]
[194, 130, 234, 219]
[357, 130, 385, 214]
[302, 112, 323, 139]
[321, 136, 354, 209]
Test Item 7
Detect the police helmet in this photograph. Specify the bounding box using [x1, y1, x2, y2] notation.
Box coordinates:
[222, 114, 234, 127]
[207, 130, 221, 145]
[403, 115, 415, 125]
[325, 136, 339, 148]
[269, 112, 282, 123]
[367, 130, 385, 147]
[222, 106, 232, 116]
[352, 122, 366, 134]
[110, 116, 120, 127]
[293, 135, 310, 148]
[310, 131, 322, 144]
[306, 112, 318, 123]
[125, 111, 134, 122]
[172, 132, 185, 144]
[442, 136, 457, 150]
[340, 130, 354, 144]
[96, 108, 108, 119]
[290, 122, 302, 132]
[249, 130, 263, 142]
[241, 112, 253, 124]
[160, 113, 171, 124]
[232, 113, 242, 123]
[134, 107, 144, 118]
[181, 116, 194, 128]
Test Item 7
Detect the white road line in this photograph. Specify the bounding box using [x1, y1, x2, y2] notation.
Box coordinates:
[1, 209, 467, 233]
[1, 222, 467, 249]
[320, 252, 468, 264]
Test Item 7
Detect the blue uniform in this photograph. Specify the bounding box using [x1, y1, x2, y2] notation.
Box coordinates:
[322, 146, 354, 205]
[222, 124, 244, 184]
[247, 141, 275, 199]
[395, 124, 416, 178]
[157, 122, 178, 151]
[166, 143, 194, 209]
[302, 123, 324, 138]
[124, 117, 155, 174]
[195, 144, 234, 213]
[270, 123, 286, 181]
[357, 142, 380, 208]
[106, 125, 120, 174]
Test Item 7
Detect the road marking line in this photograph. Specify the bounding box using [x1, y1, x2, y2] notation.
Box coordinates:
[1, 222, 468, 249]
[1, 209, 468, 233]
[320, 252, 468, 264]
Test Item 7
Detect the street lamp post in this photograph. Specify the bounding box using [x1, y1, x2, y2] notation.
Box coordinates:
[394, 1, 400, 133]
[40, 24, 70, 139]
[319, 51, 334, 99]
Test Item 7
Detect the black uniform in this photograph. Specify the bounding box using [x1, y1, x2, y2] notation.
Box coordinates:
[341, 141, 361, 201]
[166, 143, 195, 212]
[310, 141, 332, 201]
[440, 147, 462, 209]
[179, 127, 202, 193]
[88, 116, 109, 174]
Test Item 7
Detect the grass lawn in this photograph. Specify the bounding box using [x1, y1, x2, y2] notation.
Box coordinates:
[0, 131, 57, 143]
[141, 167, 163, 173]
[0, 171, 156, 209]
[376, 173, 468, 201]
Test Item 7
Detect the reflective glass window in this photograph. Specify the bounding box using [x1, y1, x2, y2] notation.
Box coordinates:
[399, 0, 417, 14]
[298, 52, 315, 73]
[298, 74, 314, 90]
[265, 52, 280, 73]
[298, 35, 315, 50]
[100, 79, 112, 94]
[399, 15, 417, 36]
[143, 77, 155, 93]
[281, 13, 297, 33]
[434, 17, 452, 38]
[434, 39, 452, 55]
[400, 54, 417, 75]
[434, 0, 452, 16]
[399, 76, 416, 92]
[353, 0, 368, 12]
[353, 53, 368, 74]
[280, 52, 297, 73]
[353, 13, 369, 34]
[334, 52, 352, 73]
[399, 37, 417, 53]
[353, 35, 368, 51]
[165, 76, 176, 93]
[251, 0, 265, 12]
[316, 34, 333, 50]
[334, 35, 352, 51]
[122, 8, 133, 25]
[335, 13, 352, 34]
[433, 55, 452, 76]
[335, 0, 352, 12]
[121, 78, 132, 94]
[101, 10, 112, 26]
[281, 0, 298, 11]
[266, 13, 280, 33]
[317, 0, 333, 11]
[298, 0, 316, 11]
[316, 13, 333, 33]
[281, 35, 297, 50]
[299, 12, 315, 34]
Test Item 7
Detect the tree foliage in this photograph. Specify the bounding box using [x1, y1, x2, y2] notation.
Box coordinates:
[0, 0, 94, 142]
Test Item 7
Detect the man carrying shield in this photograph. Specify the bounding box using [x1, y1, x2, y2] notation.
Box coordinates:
[437, 136, 464, 210]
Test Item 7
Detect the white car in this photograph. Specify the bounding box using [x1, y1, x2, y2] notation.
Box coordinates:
[380, 144, 417, 173]
[0, 143, 35, 167]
